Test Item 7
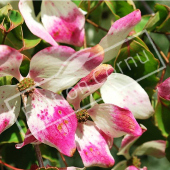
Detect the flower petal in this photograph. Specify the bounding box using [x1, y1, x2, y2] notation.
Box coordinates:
[132, 140, 166, 158]
[29, 45, 104, 93]
[19, 0, 57, 46]
[157, 77, 170, 100]
[67, 64, 113, 110]
[58, 168, 85, 170]
[99, 10, 141, 63]
[0, 85, 21, 134]
[75, 121, 115, 168]
[0, 45, 23, 80]
[117, 125, 147, 159]
[100, 73, 154, 119]
[26, 88, 77, 157]
[15, 129, 40, 149]
[125, 166, 147, 170]
[112, 161, 127, 170]
[88, 104, 142, 138]
[41, 0, 85, 46]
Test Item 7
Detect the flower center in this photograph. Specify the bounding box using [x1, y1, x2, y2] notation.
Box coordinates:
[127, 156, 141, 168]
[17, 78, 35, 93]
[76, 109, 89, 123]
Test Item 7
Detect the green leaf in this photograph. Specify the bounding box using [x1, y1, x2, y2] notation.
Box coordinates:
[154, 101, 170, 138]
[104, 0, 120, 20]
[0, 119, 27, 144]
[19, 55, 30, 77]
[40, 144, 60, 167]
[114, 37, 159, 90]
[166, 135, 170, 162]
[0, 76, 12, 85]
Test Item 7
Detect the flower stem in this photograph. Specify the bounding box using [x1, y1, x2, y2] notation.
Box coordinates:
[59, 152, 68, 167]
[2, 31, 8, 45]
[86, 19, 108, 32]
[34, 145, 44, 168]
[0, 160, 24, 170]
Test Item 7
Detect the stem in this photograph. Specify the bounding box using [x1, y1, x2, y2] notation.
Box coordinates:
[0, 160, 24, 170]
[113, 143, 119, 151]
[140, 0, 153, 14]
[86, 19, 108, 32]
[2, 31, 8, 44]
[21, 95, 44, 168]
[86, 0, 103, 19]
[34, 145, 44, 167]
[84, 33, 87, 49]
[59, 152, 68, 167]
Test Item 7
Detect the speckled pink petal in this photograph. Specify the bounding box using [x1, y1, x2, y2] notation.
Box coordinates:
[41, 0, 85, 46]
[15, 129, 40, 149]
[29, 45, 104, 93]
[99, 10, 141, 63]
[157, 77, 170, 100]
[0, 45, 23, 81]
[125, 166, 147, 170]
[75, 121, 115, 168]
[118, 125, 147, 159]
[19, 0, 57, 46]
[132, 140, 166, 158]
[0, 85, 21, 134]
[101, 73, 154, 119]
[67, 64, 113, 110]
[26, 88, 77, 157]
[88, 104, 142, 138]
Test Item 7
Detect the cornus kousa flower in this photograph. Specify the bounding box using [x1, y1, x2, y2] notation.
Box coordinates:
[112, 126, 166, 170]
[66, 64, 142, 168]
[19, 0, 85, 47]
[0, 44, 104, 157]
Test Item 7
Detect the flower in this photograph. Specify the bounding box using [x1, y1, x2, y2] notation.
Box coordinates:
[19, 0, 85, 47]
[0, 44, 104, 156]
[66, 64, 142, 168]
[112, 126, 166, 170]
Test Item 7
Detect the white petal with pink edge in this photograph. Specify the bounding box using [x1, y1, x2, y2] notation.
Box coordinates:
[100, 73, 154, 119]
[132, 140, 166, 158]
[118, 125, 147, 159]
[157, 77, 170, 100]
[67, 64, 113, 110]
[88, 104, 142, 138]
[41, 0, 85, 46]
[15, 129, 40, 149]
[0, 45, 23, 81]
[0, 85, 21, 134]
[99, 10, 141, 63]
[19, 0, 57, 46]
[75, 121, 115, 168]
[29, 45, 104, 93]
[26, 88, 77, 157]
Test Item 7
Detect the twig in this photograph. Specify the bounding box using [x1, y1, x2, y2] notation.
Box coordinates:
[140, 0, 153, 14]
[113, 143, 119, 151]
[21, 95, 44, 168]
[84, 33, 87, 49]
[86, 19, 108, 32]
[0, 160, 24, 170]
[86, 0, 103, 19]
[34, 145, 44, 168]
[59, 152, 68, 167]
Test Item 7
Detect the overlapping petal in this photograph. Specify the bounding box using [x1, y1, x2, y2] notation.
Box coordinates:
[118, 125, 147, 159]
[157, 77, 170, 100]
[26, 88, 77, 157]
[29, 45, 104, 92]
[88, 104, 142, 138]
[15, 129, 40, 149]
[67, 64, 113, 110]
[0, 85, 21, 134]
[101, 73, 154, 119]
[75, 121, 115, 168]
[99, 10, 141, 63]
[0, 45, 23, 81]
[19, 0, 57, 46]
[132, 140, 166, 158]
[41, 0, 85, 46]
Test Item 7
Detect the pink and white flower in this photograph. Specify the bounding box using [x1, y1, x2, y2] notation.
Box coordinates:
[0, 44, 104, 157]
[19, 0, 85, 47]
